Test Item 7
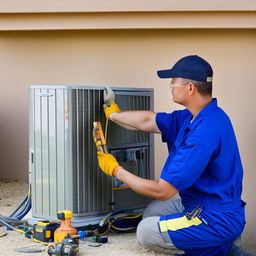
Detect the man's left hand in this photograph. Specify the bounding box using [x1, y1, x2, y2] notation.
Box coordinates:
[97, 152, 121, 176]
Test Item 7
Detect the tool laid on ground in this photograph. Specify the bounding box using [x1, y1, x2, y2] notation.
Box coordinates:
[93, 235, 108, 243]
[93, 121, 108, 153]
[33, 220, 59, 242]
[78, 230, 95, 238]
[48, 236, 79, 256]
[54, 210, 78, 243]
[24, 210, 76, 244]
[77, 230, 108, 243]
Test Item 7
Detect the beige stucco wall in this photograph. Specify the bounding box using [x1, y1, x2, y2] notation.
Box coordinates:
[0, 29, 255, 246]
[0, 0, 255, 12]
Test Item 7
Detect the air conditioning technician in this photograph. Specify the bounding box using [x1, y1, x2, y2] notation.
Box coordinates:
[96, 55, 255, 256]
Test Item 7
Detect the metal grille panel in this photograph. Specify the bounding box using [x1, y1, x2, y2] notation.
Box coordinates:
[71, 89, 112, 215]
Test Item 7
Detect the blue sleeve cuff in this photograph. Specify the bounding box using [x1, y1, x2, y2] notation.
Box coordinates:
[160, 172, 181, 191]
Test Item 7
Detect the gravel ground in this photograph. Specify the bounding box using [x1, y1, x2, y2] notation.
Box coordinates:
[0, 179, 171, 256]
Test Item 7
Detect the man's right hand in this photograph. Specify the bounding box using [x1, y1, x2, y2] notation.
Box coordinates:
[103, 101, 121, 119]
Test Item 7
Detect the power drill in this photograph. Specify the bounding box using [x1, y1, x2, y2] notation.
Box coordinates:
[48, 236, 79, 256]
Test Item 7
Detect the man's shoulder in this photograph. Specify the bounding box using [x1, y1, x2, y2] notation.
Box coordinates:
[157, 108, 191, 120]
[200, 106, 234, 136]
[206, 105, 232, 124]
[174, 109, 192, 123]
[168, 108, 191, 119]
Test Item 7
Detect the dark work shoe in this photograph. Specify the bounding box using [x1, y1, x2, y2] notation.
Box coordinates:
[228, 244, 256, 256]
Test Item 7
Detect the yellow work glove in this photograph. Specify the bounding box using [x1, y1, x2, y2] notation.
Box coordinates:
[97, 151, 122, 176]
[103, 101, 121, 119]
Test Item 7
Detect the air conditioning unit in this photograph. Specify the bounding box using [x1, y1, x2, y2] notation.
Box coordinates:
[28, 85, 154, 226]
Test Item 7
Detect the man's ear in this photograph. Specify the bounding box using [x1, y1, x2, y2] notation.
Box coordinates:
[188, 83, 194, 95]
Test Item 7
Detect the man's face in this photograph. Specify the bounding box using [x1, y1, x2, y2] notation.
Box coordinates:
[169, 78, 189, 105]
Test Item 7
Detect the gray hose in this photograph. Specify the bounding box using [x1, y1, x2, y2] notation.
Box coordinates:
[16, 246, 44, 253]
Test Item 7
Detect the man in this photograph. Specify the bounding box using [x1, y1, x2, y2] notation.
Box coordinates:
[97, 55, 252, 256]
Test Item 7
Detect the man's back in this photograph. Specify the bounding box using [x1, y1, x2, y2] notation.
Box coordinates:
[157, 98, 243, 210]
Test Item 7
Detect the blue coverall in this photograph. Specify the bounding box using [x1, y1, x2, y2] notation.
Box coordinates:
[156, 98, 246, 256]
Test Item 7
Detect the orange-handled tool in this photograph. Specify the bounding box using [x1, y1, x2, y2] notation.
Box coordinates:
[93, 122, 108, 153]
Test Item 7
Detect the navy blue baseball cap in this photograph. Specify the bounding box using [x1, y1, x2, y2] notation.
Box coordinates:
[157, 55, 213, 82]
